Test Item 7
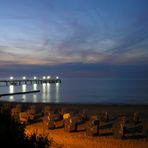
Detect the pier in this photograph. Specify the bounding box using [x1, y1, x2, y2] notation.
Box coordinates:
[0, 77, 61, 86]
[0, 90, 40, 97]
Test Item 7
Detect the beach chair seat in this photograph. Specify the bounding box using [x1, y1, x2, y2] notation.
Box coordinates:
[86, 125, 99, 136]
[48, 120, 55, 130]
[85, 119, 100, 136]
[125, 124, 143, 134]
[53, 112, 62, 121]
[55, 120, 64, 128]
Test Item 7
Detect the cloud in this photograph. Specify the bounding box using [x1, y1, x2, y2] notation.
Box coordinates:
[0, 0, 148, 67]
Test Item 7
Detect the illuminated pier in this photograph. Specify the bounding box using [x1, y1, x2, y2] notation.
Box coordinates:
[0, 76, 61, 86]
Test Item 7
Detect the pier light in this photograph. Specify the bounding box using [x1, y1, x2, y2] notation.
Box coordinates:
[22, 76, 26, 80]
[43, 76, 46, 80]
[56, 76, 59, 79]
[33, 76, 37, 80]
[10, 76, 14, 80]
[47, 76, 50, 79]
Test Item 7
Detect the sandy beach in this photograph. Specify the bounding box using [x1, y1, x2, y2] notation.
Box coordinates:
[1, 101, 148, 148]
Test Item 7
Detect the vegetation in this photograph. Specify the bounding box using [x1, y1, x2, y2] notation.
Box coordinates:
[0, 104, 50, 148]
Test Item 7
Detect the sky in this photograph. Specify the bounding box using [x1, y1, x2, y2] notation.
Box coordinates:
[0, 0, 148, 78]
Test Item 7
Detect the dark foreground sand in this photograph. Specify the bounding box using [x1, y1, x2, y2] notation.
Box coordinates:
[1, 101, 148, 148]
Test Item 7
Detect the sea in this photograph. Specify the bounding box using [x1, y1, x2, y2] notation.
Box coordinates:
[0, 78, 148, 104]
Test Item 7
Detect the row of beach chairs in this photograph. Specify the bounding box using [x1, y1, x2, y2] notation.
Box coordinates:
[9, 104, 148, 139]
[42, 108, 148, 139]
[11, 104, 42, 124]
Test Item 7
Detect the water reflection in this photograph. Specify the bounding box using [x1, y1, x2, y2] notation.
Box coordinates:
[21, 84, 27, 102]
[33, 94, 37, 102]
[22, 84, 27, 92]
[42, 83, 46, 102]
[46, 83, 51, 102]
[9, 85, 14, 100]
[22, 95, 26, 102]
[33, 84, 37, 90]
[55, 83, 60, 103]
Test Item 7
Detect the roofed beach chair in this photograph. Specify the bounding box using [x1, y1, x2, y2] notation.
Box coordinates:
[27, 105, 37, 121]
[43, 111, 63, 130]
[85, 119, 100, 136]
[64, 117, 78, 132]
[113, 115, 144, 139]
[132, 112, 140, 125]
[11, 104, 22, 119]
[99, 111, 110, 122]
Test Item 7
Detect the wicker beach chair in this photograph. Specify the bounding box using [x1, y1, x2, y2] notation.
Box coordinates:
[11, 107, 21, 119]
[64, 117, 78, 132]
[27, 105, 37, 121]
[113, 115, 144, 139]
[99, 111, 109, 122]
[43, 106, 51, 116]
[86, 119, 100, 136]
[132, 112, 140, 125]
[11, 104, 22, 119]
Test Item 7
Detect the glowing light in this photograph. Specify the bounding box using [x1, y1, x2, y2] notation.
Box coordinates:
[47, 76, 50, 79]
[56, 76, 59, 79]
[22, 76, 26, 80]
[33, 76, 37, 80]
[43, 76, 46, 79]
[10, 76, 14, 80]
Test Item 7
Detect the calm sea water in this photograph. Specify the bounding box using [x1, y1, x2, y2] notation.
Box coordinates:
[0, 78, 148, 104]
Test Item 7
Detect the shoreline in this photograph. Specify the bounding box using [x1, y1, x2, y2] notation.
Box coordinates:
[1, 101, 148, 116]
[0, 100, 148, 107]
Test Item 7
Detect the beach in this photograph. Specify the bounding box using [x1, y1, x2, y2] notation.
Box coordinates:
[1, 101, 148, 148]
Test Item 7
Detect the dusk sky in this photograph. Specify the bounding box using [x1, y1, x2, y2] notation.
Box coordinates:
[0, 0, 148, 78]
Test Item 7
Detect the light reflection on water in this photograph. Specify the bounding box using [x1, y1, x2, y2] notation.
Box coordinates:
[1, 78, 148, 104]
[22, 84, 27, 92]
[33, 84, 37, 91]
[33, 94, 37, 102]
[9, 85, 14, 100]
[42, 83, 46, 102]
[47, 83, 51, 102]
[56, 83, 60, 103]
[5, 82, 60, 103]
[22, 84, 27, 102]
